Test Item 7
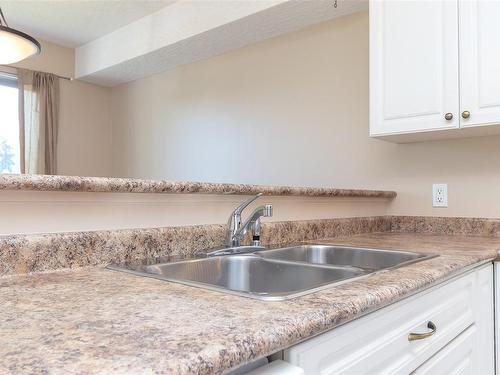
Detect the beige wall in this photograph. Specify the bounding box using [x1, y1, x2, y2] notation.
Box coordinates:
[110, 11, 500, 219]
[1, 33, 391, 235]
[1, 17, 389, 236]
[2, 10, 497, 235]
[13, 39, 113, 176]
[0, 191, 390, 235]
[111, 12, 378, 185]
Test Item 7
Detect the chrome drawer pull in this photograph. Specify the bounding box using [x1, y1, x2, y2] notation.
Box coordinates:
[408, 321, 437, 342]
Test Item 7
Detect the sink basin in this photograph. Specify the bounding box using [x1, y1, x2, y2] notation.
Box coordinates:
[108, 255, 365, 301]
[256, 245, 436, 272]
[108, 244, 436, 301]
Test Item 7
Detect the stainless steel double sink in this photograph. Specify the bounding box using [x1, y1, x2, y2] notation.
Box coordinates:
[108, 245, 436, 301]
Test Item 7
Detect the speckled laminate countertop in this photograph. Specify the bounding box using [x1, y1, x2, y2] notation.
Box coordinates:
[0, 174, 396, 198]
[2, 232, 500, 375]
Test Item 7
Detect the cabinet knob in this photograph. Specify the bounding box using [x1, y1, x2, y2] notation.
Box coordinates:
[462, 110, 470, 119]
[408, 321, 437, 342]
[444, 113, 453, 121]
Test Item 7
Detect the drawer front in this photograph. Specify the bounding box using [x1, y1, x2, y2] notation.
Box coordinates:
[412, 325, 476, 375]
[285, 268, 479, 375]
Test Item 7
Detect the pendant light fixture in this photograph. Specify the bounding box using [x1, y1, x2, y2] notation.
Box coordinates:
[0, 7, 41, 64]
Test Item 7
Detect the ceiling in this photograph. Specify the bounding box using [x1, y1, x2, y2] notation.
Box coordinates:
[0, 0, 176, 48]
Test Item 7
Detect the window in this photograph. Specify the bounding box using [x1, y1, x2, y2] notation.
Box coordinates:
[0, 72, 20, 174]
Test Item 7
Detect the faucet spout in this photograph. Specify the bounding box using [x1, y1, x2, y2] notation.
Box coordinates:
[233, 204, 273, 241]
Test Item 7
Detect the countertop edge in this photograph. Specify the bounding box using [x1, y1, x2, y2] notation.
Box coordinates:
[0, 174, 397, 198]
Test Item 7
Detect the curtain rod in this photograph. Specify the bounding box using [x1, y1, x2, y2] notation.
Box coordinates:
[0, 64, 73, 81]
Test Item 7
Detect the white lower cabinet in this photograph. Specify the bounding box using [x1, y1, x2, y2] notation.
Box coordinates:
[284, 264, 494, 375]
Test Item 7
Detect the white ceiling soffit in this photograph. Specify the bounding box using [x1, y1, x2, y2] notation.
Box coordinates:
[0, 0, 175, 48]
[76, 0, 368, 87]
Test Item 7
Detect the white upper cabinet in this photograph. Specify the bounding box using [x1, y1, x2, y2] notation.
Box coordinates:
[370, 0, 460, 136]
[459, 0, 500, 128]
[370, 0, 500, 142]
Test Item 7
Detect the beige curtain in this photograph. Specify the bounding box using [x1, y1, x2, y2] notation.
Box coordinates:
[17, 69, 60, 175]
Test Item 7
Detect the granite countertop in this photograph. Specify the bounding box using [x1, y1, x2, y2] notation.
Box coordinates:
[2, 232, 500, 375]
[0, 174, 396, 198]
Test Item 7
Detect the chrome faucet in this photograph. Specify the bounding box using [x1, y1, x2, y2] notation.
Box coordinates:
[227, 193, 273, 247]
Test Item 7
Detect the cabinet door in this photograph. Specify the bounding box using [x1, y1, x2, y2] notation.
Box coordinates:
[459, 0, 500, 128]
[370, 0, 460, 136]
[411, 325, 476, 375]
[494, 263, 500, 375]
[413, 266, 494, 375]
[473, 263, 494, 374]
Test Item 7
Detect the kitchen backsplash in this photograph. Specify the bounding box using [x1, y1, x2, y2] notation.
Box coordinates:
[3, 215, 500, 276]
[0, 216, 390, 276]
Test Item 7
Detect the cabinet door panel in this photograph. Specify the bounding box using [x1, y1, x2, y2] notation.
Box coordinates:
[473, 263, 494, 374]
[370, 0, 460, 135]
[459, 0, 500, 127]
[412, 325, 476, 375]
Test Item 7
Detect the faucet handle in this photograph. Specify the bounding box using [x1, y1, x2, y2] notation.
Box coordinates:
[263, 204, 273, 217]
[233, 193, 263, 216]
[227, 193, 264, 237]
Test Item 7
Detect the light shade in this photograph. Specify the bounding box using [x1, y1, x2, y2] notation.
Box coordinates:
[0, 25, 40, 64]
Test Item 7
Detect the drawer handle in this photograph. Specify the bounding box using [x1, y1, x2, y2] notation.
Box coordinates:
[408, 321, 437, 342]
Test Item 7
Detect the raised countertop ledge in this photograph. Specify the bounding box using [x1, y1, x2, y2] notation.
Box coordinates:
[1, 232, 500, 374]
[0, 174, 397, 198]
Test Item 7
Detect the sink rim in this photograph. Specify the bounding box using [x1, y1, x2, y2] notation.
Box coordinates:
[107, 244, 438, 301]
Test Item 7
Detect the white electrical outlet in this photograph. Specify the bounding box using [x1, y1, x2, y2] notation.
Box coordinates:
[432, 183, 448, 207]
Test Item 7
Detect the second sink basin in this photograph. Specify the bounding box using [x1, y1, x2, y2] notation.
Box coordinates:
[256, 245, 436, 272]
